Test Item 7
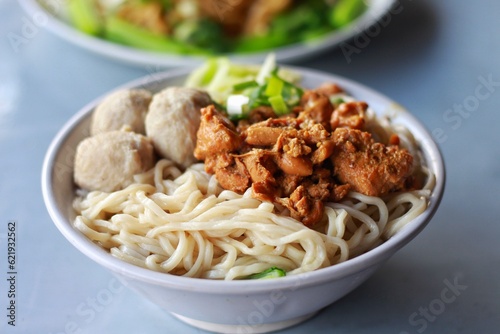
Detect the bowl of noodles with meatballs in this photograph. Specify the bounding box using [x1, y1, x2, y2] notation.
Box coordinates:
[42, 56, 445, 333]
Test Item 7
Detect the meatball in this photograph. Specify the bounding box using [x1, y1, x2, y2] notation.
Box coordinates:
[145, 87, 212, 168]
[90, 89, 152, 135]
[74, 130, 155, 192]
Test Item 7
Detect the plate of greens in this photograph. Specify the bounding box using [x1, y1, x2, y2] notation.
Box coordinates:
[20, 0, 396, 67]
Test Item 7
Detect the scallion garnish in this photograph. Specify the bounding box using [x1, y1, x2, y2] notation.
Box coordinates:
[227, 68, 304, 118]
[233, 80, 259, 92]
[246, 267, 287, 279]
[268, 95, 288, 115]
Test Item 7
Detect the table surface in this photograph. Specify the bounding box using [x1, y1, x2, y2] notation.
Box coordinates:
[1, 1, 499, 333]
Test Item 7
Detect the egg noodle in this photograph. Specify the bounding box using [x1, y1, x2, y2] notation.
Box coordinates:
[73, 105, 434, 280]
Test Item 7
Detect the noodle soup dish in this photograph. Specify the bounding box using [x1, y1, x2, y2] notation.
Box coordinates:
[42, 62, 445, 333]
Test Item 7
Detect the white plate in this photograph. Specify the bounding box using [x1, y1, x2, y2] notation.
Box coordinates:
[20, 0, 396, 67]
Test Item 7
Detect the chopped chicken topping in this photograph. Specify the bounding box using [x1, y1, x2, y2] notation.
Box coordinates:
[331, 128, 413, 196]
[194, 84, 415, 226]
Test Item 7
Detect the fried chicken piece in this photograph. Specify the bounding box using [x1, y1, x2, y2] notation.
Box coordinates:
[192, 83, 418, 228]
[332, 128, 413, 196]
[298, 122, 330, 146]
[240, 150, 278, 201]
[244, 117, 298, 147]
[275, 152, 313, 176]
[298, 91, 334, 131]
[311, 139, 336, 164]
[331, 101, 367, 130]
[274, 167, 350, 226]
[199, 0, 291, 36]
[304, 167, 348, 202]
[244, 0, 292, 35]
[212, 154, 251, 194]
[314, 82, 344, 96]
[245, 126, 284, 147]
[118, 2, 169, 35]
[194, 106, 250, 192]
[240, 150, 276, 184]
[247, 106, 277, 124]
[277, 134, 311, 157]
[194, 105, 241, 163]
[277, 186, 324, 227]
[198, 0, 254, 36]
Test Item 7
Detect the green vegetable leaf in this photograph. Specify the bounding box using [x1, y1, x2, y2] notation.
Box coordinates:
[68, 0, 102, 36]
[173, 18, 226, 53]
[246, 267, 287, 279]
[232, 70, 303, 118]
[330, 0, 367, 29]
[104, 16, 209, 54]
[233, 80, 259, 92]
[265, 75, 284, 97]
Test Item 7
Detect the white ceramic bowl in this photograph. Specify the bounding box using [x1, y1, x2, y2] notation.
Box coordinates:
[21, 0, 396, 67]
[41, 67, 445, 333]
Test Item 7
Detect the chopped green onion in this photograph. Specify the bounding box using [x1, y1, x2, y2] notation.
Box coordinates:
[187, 56, 303, 120]
[269, 95, 288, 115]
[237, 71, 303, 117]
[246, 267, 286, 279]
[245, 84, 269, 111]
[265, 76, 284, 97]
[199, 58, 219, 86]
[331, 97, 345, 106]
[280, 81, 303, 108]
[233, 80, 259, 91]
[229, 112, 248, 122]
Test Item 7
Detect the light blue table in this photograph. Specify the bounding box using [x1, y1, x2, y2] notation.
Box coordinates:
[1, 1, 499, 333]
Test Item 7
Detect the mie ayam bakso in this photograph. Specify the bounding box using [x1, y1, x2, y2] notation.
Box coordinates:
[72, 59, 434, 280]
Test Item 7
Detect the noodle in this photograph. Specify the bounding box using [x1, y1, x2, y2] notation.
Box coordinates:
[74, 151, 431, 280]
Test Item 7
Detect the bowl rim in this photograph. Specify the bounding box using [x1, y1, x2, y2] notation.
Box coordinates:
[41, 66, 445, 294]
[19, 0, 398, 67]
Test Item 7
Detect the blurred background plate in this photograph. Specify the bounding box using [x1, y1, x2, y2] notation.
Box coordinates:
[19, 0, 397, 67]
